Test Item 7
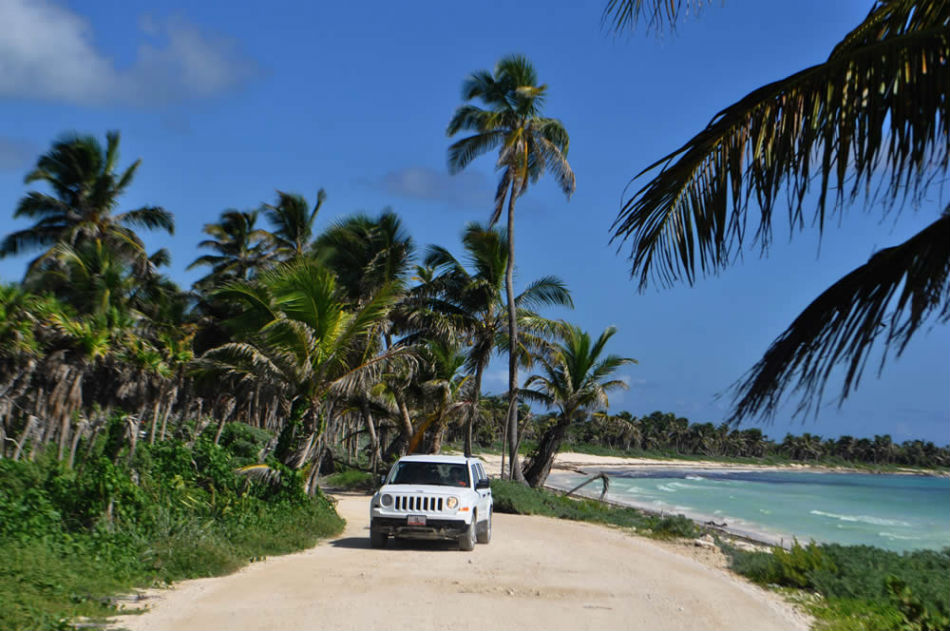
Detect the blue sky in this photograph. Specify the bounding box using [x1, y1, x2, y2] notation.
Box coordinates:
[0, 0, 946, 445]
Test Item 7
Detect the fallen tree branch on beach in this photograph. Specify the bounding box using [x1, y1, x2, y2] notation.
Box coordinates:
[562, 472, 610, 501]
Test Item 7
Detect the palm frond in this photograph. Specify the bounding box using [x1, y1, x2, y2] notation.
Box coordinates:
[447, 131, 506, 174]
[730, 209, 950, 422]
[613, 13, 949, 289]
[602, 0, 705, 33]
[117, 207, 175, 235]
[517, 276, 574, 310]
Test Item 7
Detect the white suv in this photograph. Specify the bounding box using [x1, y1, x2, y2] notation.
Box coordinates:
[370, 455, 493, 551]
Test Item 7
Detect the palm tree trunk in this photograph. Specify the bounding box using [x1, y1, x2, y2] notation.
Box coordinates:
[12, 416, 36, 461]
[465, 362, 485, 457]
[362, 404, 381, 474]
[524, 414, 573, 488]
[504, 182, 524, 482]
[148, 394, 162, 445]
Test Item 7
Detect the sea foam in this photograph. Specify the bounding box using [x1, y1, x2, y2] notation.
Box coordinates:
[810, 510, 911, 527]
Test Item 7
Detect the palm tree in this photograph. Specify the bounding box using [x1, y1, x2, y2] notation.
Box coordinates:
[415, 223, 573, 459]
[315, 210, 415, 307]
[447, 55, 576, 480]
[189, 209, 272, 288]
[1, 131, 174, 276]
[606, 1, 949, 423]
[406, 340, 470, 454]
[314, 211, 417, 459]
[263, 189, 326, 261]
[522, 323, 636, 487]
[194, 259, 401, 493]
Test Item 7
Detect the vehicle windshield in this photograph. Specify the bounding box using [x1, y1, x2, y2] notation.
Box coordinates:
[389, 462, 470, 487]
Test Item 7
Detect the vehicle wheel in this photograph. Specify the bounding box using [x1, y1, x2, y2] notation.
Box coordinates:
[458, 512, 476, 551]
[476, 509, 492, 544]
[370, 521, 388, 549]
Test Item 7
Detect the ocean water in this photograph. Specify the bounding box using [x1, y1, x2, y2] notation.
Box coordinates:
[546, 468, 950, 552]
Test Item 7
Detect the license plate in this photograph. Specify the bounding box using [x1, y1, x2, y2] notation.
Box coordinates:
[407, 514, 426, 526]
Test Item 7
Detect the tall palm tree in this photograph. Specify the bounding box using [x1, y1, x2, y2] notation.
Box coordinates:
[522, 323, 636, 487]
[1, 131, 174, 276]
[188, 209, 272, 289]
[447, 55, 576, 480]
[416, 223, 573, 458]
[263, 189, 326, 261]
[606, 1, 949, 423]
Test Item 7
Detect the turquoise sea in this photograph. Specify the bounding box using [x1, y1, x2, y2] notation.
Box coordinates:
[546, 468, 950, 552]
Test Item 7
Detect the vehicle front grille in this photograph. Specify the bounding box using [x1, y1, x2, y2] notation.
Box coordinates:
[393, 495, 444, 512]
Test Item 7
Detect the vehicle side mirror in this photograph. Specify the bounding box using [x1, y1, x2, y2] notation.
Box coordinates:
[476, 479, 490, 490]
[378, 474, 387, 487]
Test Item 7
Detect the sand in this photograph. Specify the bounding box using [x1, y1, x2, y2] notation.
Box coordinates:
[116, 485, 809, 631]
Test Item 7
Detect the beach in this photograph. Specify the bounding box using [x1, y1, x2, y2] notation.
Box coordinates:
[484, 452, 950, 551]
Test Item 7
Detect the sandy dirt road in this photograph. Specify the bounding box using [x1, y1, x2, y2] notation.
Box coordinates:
[119, 493, 808, 631]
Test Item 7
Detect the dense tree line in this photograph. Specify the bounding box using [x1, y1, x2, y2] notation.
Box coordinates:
[559, 410, 950, 469]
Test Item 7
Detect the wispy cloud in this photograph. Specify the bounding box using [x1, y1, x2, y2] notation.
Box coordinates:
[0, 137, 38, 171]
[0, 0, 257, 106]
[372, 166, 494, 210]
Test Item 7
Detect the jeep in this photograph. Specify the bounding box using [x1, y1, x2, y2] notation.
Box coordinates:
[369, 455, 493, 551]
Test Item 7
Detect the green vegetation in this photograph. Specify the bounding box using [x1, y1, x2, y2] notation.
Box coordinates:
[0, 421, 343, 631]
[322, 468, 375, 491]
[726, 542, 950, 631]
[554, 410, 950, 471]
[490, 478, 698, 540]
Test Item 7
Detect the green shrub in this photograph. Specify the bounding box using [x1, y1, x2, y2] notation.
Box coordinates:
[725, 543, 950, 631]
[322, 468, 375, 490]
[491, 478, 699, 540]
[0, 420, 344, 630]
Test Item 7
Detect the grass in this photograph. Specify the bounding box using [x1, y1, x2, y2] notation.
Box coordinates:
[322, 467, 376, 491]
[725, 542, 950, 630]
[490, 478, 698, 539]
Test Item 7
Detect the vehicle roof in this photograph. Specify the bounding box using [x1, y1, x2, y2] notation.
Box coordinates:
[395, 454, 481, 465]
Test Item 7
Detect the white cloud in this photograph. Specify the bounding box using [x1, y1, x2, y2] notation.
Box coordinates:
[375, 166, 494, 209]
[0, 0, 255, 106]
[0, 136, 37, 170]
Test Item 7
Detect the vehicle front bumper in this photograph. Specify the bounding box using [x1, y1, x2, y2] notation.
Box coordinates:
[370, 516, 469, 540]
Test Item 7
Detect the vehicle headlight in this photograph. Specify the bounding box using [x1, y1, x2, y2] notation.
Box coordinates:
[381, 493, 393, 507]
[446, 496, 459, 510]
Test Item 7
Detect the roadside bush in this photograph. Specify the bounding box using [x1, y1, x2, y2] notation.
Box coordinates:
[491, 478, 698, 539]
[725, 542, 950, 631]
[322, 467, 375, 491]
[0, 419, 344, 630]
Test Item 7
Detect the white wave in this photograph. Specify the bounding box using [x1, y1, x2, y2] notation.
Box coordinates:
[759, 509, 772, 515]
[810, 510, 911, 527]
[657, 484, 678, 493]
[879, 532, 921, 541]
[685, 474, 705, 481]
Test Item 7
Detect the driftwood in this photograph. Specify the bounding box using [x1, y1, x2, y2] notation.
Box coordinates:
[563, 472, 610, 501]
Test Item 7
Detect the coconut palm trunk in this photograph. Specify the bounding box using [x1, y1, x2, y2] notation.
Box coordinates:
[503, 184, 524, 481]
[465, 360, 485, 457]
[523, 412, 575, 488]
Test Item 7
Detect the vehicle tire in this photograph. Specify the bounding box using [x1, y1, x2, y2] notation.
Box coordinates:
[476, 509, 492, 544]
[370, 521, 388, 549]
[458, 512, 476, 551]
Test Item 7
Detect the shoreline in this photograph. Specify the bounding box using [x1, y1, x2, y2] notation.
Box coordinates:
[549, 452, 950, 478]
[477, 451, 948, 550]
